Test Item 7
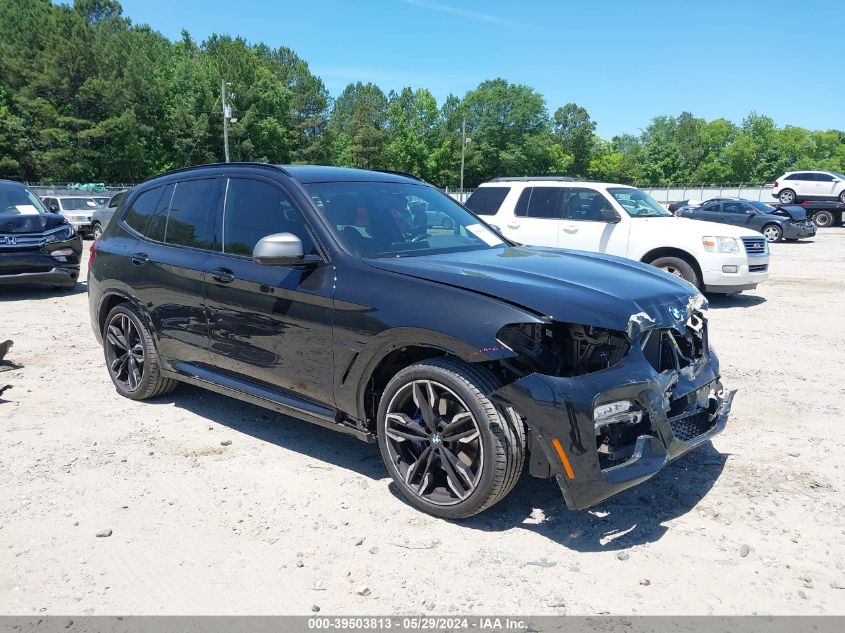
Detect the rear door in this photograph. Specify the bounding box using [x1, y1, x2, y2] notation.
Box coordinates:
[692, 201, 724, 225]
[500, 186, 564, 247]
[122, 177, 221, 366]
[719, 201, 751, 227]
[558, 187, 628, 255]
[203, 175, 336, 408]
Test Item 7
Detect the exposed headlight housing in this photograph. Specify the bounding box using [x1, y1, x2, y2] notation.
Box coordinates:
[594, 399, 644, 430]
[44, 225, 74, 243]
[702, 236, 739, 253]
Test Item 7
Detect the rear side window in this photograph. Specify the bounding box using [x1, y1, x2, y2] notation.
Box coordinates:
[514, 187, 565, 219]
[222, 178, 316, 257]
[464, 187, 510, 216]
[123, 187, 162, 235]
[144, 184, 174, 242]
[163, 179, 216, 250]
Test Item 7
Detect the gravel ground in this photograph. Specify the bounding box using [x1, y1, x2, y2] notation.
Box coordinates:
[1, 229, 844, 616]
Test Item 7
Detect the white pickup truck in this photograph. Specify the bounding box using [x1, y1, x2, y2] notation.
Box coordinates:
[465, 178, 770, 294]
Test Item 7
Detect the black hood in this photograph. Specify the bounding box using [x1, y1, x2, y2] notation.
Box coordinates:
[0, 213, 67, 234]
[366, 246, 703, 332]
[773, 205, 807, 221]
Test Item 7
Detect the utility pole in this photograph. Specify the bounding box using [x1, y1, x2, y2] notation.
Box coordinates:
[459, 115, 466, 195]
[221, 79, 231, 163]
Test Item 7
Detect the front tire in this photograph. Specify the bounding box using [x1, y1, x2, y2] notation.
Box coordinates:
[839, 190, 845, 204]
[778, 189, 796, 204]
[761, 223, 783, 242]
[813, 210, 834, 227]
[103, 304, 178, 400]
[649, 256, 701, 289]
[377, 357, 525, 519]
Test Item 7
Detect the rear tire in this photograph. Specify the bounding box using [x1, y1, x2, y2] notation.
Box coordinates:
[813, 210, 834, 227]
[649, 256, 701, 290]
[92, 222, 103, 240]
[761, 223, 783, 242]
[778, 189, 796, 204]
[377, 357, 525, 519]
[103, 304, 178, 400]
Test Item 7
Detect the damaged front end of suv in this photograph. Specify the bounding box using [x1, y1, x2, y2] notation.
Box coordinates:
[491, 295, 733, 510]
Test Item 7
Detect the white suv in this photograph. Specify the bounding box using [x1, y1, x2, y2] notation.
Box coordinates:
[772, 170, 845, 204]
[465, 178, 769, 294]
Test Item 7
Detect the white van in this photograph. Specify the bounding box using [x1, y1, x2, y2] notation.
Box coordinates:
[465, 178, 769, 294]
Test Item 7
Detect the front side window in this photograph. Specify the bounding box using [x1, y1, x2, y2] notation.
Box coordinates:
[514, 187, 565, 219]
[607, 188, 672, 217]
[0, 184, 47, 215]
[722, 202, 745, 214]
[464, 186, 510, 216]
[564, 188, 616, 221]
[816, 173, 834, 182]
[222, 178, 316, 257]
[163, 179, 215, 250]
[305, 181, 506, 258]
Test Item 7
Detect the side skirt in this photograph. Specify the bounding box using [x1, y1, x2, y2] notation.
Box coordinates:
[164, 362, 375, 443]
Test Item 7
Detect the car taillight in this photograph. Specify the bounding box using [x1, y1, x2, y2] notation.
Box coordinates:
[773, 181, 778, 188]
[89, 240, 97, 266]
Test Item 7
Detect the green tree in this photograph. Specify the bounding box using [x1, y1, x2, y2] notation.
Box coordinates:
[552, 103, 595, 176]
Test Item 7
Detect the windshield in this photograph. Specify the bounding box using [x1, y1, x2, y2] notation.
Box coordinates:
[60, 197, 100, 210]
[832, 172, 845, 180]
[305, 181, 507, 258]
[0, 184, 48, 215]
[749, 201, 776, 213]
[607, 187, 672, 217]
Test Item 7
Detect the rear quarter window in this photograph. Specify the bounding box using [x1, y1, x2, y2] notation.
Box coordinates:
[123, 187, 163, 235]
[464, 186, 510, 216]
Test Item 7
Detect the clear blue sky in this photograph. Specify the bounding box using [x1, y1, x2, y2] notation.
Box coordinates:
[119, 0, 843, 138]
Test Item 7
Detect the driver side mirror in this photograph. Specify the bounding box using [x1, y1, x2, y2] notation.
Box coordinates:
[745, 209, 758, 216]
[253, 232, 317, 266]
[599, 208, 621, 223]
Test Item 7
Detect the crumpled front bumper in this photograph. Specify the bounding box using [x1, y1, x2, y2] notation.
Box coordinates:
[492, 337, 733, 510]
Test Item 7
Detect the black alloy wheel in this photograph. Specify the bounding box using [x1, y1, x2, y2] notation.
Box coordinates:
[377, 357, 525, 519]
[103, 304, 178, 400]
[105, 311, 145, 392]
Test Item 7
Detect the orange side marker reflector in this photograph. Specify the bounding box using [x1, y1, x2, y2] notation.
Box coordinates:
[551, 438, 575, 480]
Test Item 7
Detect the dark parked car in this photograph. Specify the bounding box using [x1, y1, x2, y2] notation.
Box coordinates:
[678, 199, 816, 242]
[0, 180, 83, 289]
[91, 190, 127, 240]
[88, 163, 732, 518]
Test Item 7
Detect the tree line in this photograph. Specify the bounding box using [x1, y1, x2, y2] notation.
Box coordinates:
[2, 0, 844, 188]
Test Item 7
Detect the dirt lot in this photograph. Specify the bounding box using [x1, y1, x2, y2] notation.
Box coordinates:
[1, 229, 845, 616]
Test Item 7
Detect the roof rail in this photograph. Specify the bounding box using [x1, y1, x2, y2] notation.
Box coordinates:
[490, 176, 580, 182]
[155, 162, 290, 179]
[371, 169, 424, 182]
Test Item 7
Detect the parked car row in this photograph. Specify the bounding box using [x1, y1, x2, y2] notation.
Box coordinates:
[465, 178, 769, 294]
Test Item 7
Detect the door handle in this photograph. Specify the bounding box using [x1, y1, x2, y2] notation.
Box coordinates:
[506, 222, 520, 229]
[562, 225, 579, 233]
[210, 268, 235, 283]
[130, 252, 148, 266]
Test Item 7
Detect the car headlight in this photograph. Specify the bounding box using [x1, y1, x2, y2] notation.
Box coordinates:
[44, 225, 74, 243]
[702, 236, 739, 253]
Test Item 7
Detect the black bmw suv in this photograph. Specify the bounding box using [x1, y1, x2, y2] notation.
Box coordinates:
[0, 180, 82, 289]
[89, 163, 733, 518]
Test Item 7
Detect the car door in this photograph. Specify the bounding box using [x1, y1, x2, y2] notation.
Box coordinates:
[203, 175, 336, 408]
[500, 186, 564, 247]
[815, 173, 838, 198]
[558, 187, 628, 256]
[121, 178, 220, 366]
[791, 173, 814, 198]
[691, 201, 724, 224]
[719, 201, 750, 227]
